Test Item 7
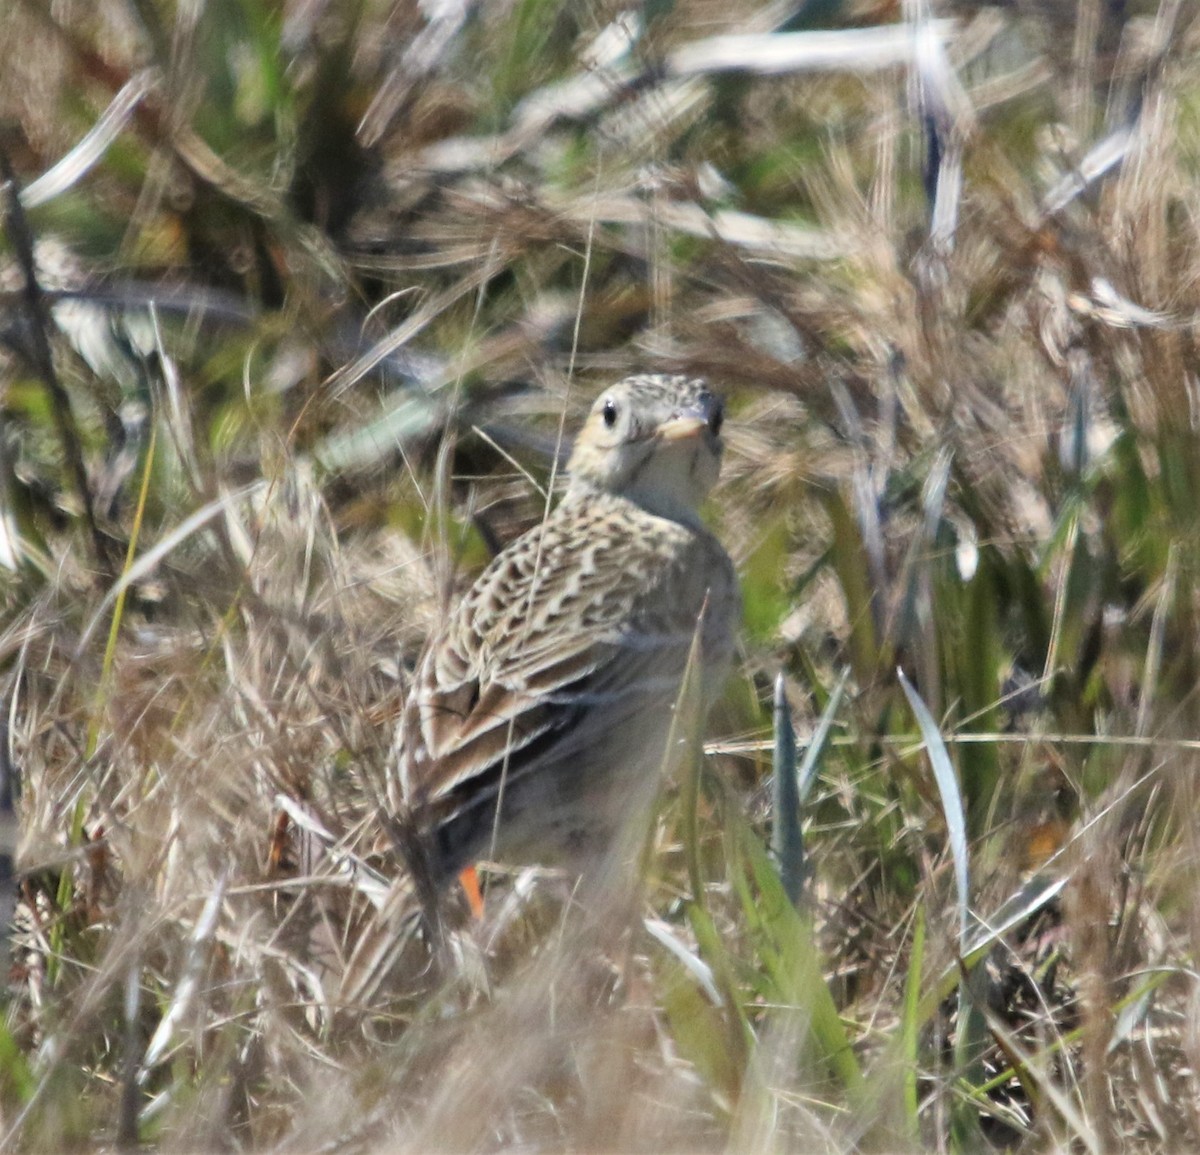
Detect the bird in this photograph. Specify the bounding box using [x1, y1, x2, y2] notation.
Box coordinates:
[382, 373, 739, 938]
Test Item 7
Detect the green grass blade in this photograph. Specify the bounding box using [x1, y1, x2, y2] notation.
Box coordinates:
[771, 670, 803, 906]
[899, 669, 969, 950]
[900, 905, 925, 1137]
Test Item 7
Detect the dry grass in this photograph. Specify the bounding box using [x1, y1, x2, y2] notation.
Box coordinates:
[2, 0, 1200, 1149]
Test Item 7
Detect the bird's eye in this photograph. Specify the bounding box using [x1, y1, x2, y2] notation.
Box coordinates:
[709, 401, 724, 437]
[602, 398, 619, 428]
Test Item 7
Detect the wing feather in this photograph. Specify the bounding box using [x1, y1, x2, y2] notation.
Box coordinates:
[391, 491, 738, 874]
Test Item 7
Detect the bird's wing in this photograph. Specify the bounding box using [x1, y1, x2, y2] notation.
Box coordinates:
[393, 496, 729, 820]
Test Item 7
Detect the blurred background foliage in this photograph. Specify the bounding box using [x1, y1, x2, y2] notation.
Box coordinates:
[2, 0, 1200, 1150]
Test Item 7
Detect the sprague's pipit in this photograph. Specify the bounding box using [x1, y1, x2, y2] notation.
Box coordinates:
[385, 374, 739, 930]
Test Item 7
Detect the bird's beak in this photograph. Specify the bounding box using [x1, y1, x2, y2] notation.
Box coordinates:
[658, 395, 722, 443]
[657, 414, 708, 442]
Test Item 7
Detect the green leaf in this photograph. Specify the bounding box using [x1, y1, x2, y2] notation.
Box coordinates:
[771, 667, 846, 907]
[740, 511, 793, 644]
[900, 906, 925, 1139]
[739, 820, 864, 1096]
[0, 1015, 35, 1106]
[770, 670, 803, 907]
[823, 489, 880, 679]
[662, 968, 742, 1111]
[899, 670, 969, 951]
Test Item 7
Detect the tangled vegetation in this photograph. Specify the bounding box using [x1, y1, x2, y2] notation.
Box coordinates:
[2, 0, 1200, 1150]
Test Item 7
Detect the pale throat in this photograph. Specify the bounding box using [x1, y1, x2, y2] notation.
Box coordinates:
[571, 441, 718, 527]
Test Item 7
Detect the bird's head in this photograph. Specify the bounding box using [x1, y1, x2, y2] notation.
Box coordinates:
[566, 375, 725, 523]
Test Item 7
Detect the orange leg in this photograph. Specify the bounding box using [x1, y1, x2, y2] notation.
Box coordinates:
[458, 865, 485, 919]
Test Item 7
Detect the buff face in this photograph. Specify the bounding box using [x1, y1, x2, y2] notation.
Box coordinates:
[567, 375, 724, 524]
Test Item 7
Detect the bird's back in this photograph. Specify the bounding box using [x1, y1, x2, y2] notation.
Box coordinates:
[390, 488, 738, 883]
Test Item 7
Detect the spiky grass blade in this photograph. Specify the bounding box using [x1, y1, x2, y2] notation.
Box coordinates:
[899, 669, 968, 949]
[772, 666, 846, 907]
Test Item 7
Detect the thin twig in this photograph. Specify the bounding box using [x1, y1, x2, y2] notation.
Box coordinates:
[0, 147, 111, 575]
